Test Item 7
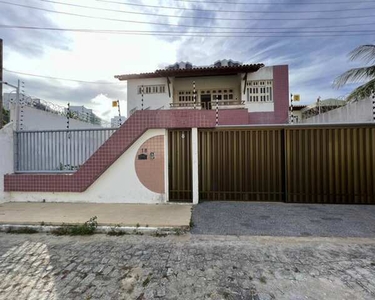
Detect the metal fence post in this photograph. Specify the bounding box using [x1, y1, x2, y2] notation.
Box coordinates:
[290, 93, 294, 124]
[215, 96, 219, 126]
[13, 131, 18, 172]
[193, 81, 196, 109]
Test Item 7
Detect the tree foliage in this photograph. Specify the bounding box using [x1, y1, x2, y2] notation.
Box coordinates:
[334, 44, 375, 101]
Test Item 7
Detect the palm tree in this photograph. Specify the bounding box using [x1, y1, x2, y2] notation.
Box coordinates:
[334, 44, 375, 101]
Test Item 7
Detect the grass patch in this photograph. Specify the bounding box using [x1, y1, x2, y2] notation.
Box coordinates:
[173, 228, 183, 236]
[107, 224, 128, 236]
[142, 274, 152, 287]
[259, 276, 267, 284]
[52, 216, 98, 236]
[6, 227, 38, 234]
[152, 231, 167, 238]
[133, 229, 144, 235]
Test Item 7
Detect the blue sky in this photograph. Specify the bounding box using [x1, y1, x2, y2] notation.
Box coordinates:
[1, 0, 374, 120]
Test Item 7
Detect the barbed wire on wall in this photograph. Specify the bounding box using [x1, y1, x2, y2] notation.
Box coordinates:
[7, 94, 112, 128]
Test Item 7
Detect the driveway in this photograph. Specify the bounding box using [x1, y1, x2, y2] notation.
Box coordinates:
[191, 202, 375, 237]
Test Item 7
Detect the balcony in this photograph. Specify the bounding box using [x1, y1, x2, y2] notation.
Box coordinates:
[170, 99, 245, 110]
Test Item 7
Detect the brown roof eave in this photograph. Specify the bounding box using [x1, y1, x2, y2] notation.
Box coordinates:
[114, 63, 265, 81]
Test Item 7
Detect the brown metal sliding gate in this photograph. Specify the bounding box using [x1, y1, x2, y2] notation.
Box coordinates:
[168, 125, 375, 204]
[197, 125, 375, 204]
[199, 128, 285, 201]
[168, 129, 192, 202]
[286, 126, 375, 204]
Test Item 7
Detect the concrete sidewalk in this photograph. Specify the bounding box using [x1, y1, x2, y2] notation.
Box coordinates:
[0, 202, 192, 227]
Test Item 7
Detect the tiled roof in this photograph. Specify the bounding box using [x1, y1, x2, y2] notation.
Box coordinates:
[115, 64, 264, 80]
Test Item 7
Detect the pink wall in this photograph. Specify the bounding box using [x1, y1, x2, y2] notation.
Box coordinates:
[248, 65, 289, 124]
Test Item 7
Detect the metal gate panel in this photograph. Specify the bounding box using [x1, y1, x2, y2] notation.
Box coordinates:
[168, 129, 192, 202]
[285, 126, 375, 204]
[199, 128, 284, 201]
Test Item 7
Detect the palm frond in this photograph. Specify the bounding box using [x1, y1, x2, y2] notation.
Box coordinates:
[349, 44, 375, 64]
[346, 78, 375, 101]
[333, 65, 375, 88]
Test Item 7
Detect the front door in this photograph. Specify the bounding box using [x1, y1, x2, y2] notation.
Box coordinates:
[201, 94, 211, 110]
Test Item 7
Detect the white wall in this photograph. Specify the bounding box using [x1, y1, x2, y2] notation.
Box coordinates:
[241, 66, 274, 113]
[7, 129, 167, 204]
[302, 97, 374, 124]
[10, 104, 103, 131]
[127, 78, 172, 116]
[0, 123, 14, 203]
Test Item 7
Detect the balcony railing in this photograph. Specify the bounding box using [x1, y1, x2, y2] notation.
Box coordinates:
[170, 99, 245, 109]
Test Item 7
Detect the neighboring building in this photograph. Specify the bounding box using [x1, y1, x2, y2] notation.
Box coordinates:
[302, 97, 374, 124]
[68, 105, 102, 126]
[292, 105, 307, 123]
[111, 115, 126, 128]
[2, 93, 16, 110]
[301, 98, 347, 120]
[115, 60, 289, 124]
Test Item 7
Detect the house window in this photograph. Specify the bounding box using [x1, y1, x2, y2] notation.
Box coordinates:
[178, 91, 194, 102]
[211, 89, 234, 102]
[246, 80, 273, 102]
[137, 85, 166, 94]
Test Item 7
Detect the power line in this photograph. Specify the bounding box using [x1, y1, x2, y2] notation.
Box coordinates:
[1, 26, 375, 37]
[1, 0, 375, 29]
[162, 0, 375, 4]
[2, 25, 375, 35]
[40, 0, 375, 15]
[3, 68, 120, 84]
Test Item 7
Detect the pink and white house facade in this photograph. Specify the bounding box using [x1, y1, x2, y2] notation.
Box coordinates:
[120, 61, 289, 125]
[1, 61, 290, 204]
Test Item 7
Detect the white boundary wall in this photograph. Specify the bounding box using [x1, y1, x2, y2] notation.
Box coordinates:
[7, 129, 167, 204]
[10, 104, 103, 131]
[0, 123, 14, 203]
[302, 97, 374, 124]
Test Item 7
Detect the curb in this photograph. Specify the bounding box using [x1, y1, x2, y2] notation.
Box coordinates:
[0, 224, 188, 235]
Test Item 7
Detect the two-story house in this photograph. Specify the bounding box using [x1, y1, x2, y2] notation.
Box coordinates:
[115, 60, 289, 124]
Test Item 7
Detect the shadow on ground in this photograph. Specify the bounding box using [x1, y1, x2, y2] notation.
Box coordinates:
[191, 201, 375, 237]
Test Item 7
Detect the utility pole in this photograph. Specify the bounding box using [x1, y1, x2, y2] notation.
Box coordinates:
[0, 38, 3, 129]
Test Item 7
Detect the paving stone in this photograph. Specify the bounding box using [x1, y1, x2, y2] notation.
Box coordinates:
[1, 234, 375, 299]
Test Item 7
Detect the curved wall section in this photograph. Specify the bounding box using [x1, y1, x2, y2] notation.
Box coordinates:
[135, 135, 165, 194]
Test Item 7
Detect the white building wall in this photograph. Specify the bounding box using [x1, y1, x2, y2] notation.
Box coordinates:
[10, 104, 103, 131]
[127, 78, 172, 116]
[241, 66, 274, 112]
[7, 129, 167, 204]
[0, 123, 14, 203]
[302, 97, 374, 124]
[126, 66, 278, 114]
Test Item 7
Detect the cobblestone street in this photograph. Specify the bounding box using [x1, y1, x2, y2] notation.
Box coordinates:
[1, 233, 375, 300]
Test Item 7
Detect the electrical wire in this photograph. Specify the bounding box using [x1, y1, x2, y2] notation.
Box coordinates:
[1, 0, 375, 25]
[39, 0, 375, 14]
[2, 25, 375, 37]
[3, 68, 120, 84]
[159, 0, 375, 5]
[2, 25, 375, 35]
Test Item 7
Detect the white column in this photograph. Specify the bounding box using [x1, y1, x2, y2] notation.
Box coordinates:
[191, 128, 199, 204]
[164, 129, 169, 203]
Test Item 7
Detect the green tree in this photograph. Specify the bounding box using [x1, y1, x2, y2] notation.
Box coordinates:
[2, 108, 9, 126]
[334, 44, 375, 101]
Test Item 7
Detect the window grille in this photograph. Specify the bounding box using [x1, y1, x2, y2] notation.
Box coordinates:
[246, 80, 273, 102]
[137, 85, 166, 94]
